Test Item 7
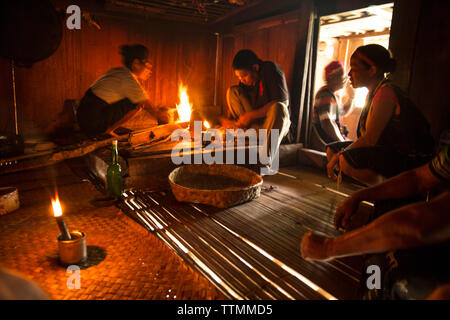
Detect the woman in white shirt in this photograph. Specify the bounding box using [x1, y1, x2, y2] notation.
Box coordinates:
[77, 44, 166, 137]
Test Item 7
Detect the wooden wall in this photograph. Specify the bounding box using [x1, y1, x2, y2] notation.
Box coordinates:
[390, 0, 450, 139]
[0, 2, 216, 138]
[218, 10, 304, 110]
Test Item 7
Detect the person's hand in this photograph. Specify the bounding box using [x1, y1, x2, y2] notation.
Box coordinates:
[219, 117, 237, 129]
[236, 112, 253, 128]
[334, 194, 362, 230]
[326, 152, 341, 180]
[142, 101, 156, 112]
[156, 107, 170, 124]
[300, 232, 333, 261]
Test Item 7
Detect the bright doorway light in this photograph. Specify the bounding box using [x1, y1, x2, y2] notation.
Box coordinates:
[354, 87, 369, 108]
[311, 3, 393, 142]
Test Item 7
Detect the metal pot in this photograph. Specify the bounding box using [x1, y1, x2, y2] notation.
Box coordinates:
[58, 231, 87, 266]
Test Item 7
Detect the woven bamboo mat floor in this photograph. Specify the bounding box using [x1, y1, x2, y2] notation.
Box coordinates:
[0, 163, 226, 300]
[120, 165, 372, 300]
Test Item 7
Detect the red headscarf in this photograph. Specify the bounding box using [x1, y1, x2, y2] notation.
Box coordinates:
[324, 61, 344, 80]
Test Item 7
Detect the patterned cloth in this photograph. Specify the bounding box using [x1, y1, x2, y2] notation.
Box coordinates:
[312, 86, 340, 143]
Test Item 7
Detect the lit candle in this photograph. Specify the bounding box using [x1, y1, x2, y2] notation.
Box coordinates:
[52, 197, 71, 241]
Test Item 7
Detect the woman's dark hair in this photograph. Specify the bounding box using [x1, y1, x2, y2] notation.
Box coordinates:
[119, 44, 149, 69]
[353, 44, 396, 73]
[232, 49, 261, 70]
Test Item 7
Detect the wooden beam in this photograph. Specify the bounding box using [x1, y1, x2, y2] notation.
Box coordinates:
[336, 28, 390, 40]
[229, 10, 300, 36]
[388, 0, 422, 92]
[211, 0, 302, 32]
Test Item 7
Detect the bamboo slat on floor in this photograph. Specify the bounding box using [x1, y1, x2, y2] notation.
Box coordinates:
[120, 166, 370, 300]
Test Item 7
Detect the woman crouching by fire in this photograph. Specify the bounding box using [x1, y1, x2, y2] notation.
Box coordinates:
[77, 44, 170, 138]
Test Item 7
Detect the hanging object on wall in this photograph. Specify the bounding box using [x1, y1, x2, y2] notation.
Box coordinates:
[83, 12, 102, 30]
[0, 0, 62, 157]
[0, 0, 62, 68]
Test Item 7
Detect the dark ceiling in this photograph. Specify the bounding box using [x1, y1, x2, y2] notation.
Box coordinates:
[104, 0, 258, 24]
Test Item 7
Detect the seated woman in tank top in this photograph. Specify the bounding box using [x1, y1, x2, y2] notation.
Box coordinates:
[326, 44, 434, 186]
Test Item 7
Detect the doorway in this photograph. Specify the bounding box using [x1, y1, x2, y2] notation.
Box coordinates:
[309, 3, 393, 150]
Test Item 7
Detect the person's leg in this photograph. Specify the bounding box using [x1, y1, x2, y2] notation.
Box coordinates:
[226, 85, 253, 120]
[102, 98, 143, 136]
[339, 154, 384, 185]
[104, 108, 142, 137]
[259, 102, 291, 172]
[77, 90, 107, 137]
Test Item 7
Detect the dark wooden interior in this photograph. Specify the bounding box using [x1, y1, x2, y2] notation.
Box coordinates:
[0, 0, 449, 301]
[0, 0, 448, 140]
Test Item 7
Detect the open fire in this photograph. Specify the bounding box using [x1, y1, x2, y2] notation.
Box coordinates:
[176, 84, 192, 123]
[175, 84, 210, 130]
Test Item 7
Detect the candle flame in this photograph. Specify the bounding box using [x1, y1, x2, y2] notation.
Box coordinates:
[176, 84, 192, 123]
[204, 120, 210, 129]
[52, 197, 62, 217]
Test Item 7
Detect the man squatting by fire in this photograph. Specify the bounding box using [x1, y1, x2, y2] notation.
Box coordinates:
[219, 49, 291, 170]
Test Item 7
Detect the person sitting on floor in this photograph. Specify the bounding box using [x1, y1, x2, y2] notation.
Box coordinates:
[326, 44, 434, 186]
[312, 61, 354, 144]
[219, 49, 291, 169]
[76, 44, 170, 138]
[300, 129, 450, 299]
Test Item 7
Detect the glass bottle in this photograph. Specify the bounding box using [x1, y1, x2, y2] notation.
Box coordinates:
[106, 140, 123, 197]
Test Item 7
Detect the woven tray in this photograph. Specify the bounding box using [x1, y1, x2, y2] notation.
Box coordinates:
[168, 164, 263, 208]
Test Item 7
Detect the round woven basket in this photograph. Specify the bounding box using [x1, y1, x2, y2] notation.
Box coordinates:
[168, 164, 263, 208]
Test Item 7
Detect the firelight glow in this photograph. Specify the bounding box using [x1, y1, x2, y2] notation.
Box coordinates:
[203, 120, 210, 129]
[176, 84, 192, 122]
[52, 197, 62, 217]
